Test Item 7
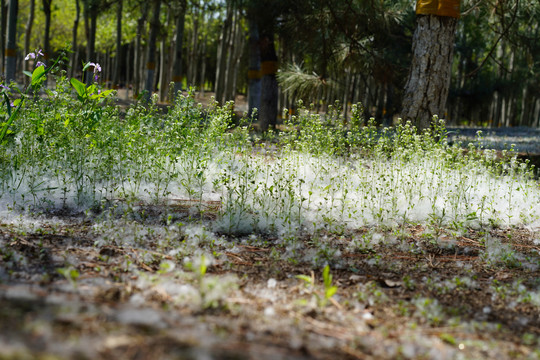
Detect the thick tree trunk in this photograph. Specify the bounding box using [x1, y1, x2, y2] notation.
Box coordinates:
[401, 15, 458, 129]
[259, 32, 278, 131]
[144, 0, 161, 101]
[42, 0, 52, 59]
[4, 0, 16, 83]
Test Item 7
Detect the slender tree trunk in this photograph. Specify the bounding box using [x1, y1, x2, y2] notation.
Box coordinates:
[158, 10, 171, 101]
[247, 19, 261, 117]
[144, 0, 161, 101]
[83, 0, 98, 84]
[259, 31, 278, 131]
[24, 0, 35, 85]
[133, 2, 148, 97]
[5, 0, 17, 83]
[188, 3, 199, 87]
[125, 43, 131, 98]
[215, 2, 232, 103]
[199, 32, 207, 94]
[112, 0, 122, 88]
[0, 0, 6, 74]
[223, 8, 237, 102]
[172, 0, 186, 96]
[69, 0, 80, 78]
[230, 21, 245, 102]
[401, 14, 458, 129]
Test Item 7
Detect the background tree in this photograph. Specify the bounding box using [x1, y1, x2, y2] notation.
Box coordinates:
[5, 0, 17, 83]
[171, 0, 186, 96]
[42, 0, 52, 60]
[246, 16, 260, 118]
[401, 0, 461, 128]
[143, 0, 161, 100]
[24, 0, 35, 84]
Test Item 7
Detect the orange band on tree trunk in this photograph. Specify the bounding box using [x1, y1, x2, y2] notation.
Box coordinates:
[172, 76, 183, 82]
[248, 69, 262, 79]
[147, 62, 156, 70]
[416, 0, 460, 18]
[5, 48, 16, 57]
[261, 61, 278, 76]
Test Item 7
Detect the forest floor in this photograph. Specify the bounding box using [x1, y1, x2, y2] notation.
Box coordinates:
[1, 205, 540, 359]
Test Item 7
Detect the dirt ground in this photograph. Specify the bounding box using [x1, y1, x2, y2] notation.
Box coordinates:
[1, 203, 539, 360]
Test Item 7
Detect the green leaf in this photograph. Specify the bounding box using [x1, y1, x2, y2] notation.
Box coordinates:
[325, 286, 337, 299]
[23, 70, 32, 78]
[31, 66, 46, 86]
[70, 78, 87, 99]
[295, 274, 313, 285]
[322, 265, 332, 288]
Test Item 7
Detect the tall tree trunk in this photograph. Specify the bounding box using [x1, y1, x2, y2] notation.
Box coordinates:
[0, 0, 6, 73]
[199, 32, 207, 95]
[42, 0, 52, 87]
[112, 0, 122, 88]
[247, 19, 260, 117]
[223, 7, 237, 102]
[144, 0, 161, 101]
[172, 0, 186, 96]
[4, 0, 17, 83]
[158, 10, 171, 101]
[259, 31, 278, 131]
[401, 14, 458, 129]
[187, 2, 199, 87]
[24, 0, 35, 85]
[230, 20, 245, 103]
[83, 0, 98, 84]
[215, 1, 232, 104]
[133, 2, 148, 97]
[69, 0, 80, 78]
[42, 0, 52, 59]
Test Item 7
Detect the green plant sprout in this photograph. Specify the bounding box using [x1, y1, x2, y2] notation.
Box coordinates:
[296, 265, 338, 308]
[57, 266, 80, 288]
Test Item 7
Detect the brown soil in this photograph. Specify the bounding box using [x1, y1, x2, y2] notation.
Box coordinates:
[1, 206, 539, 360]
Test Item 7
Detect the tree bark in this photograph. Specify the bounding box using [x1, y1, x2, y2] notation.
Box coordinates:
[42, 0, 52, 59]
[69, 0, 80, 79]
[0, 0, 6, 73]
[401, 14, 458, 129]
[133, 2, 148, 97]
[4, 0, 17, 83]
[112, 0, 122, 88]
[172, 1, 186, 96]
[247, 19, 261, 118]
[83, 0, 98, 84]
[215, 1, 232, 104]
[187, 2, 199, 87]
[24, 0, 35, 84]
[158, 9, 171, 101]
[144, 0, 161, 101]
[259, 31, 278, 131]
